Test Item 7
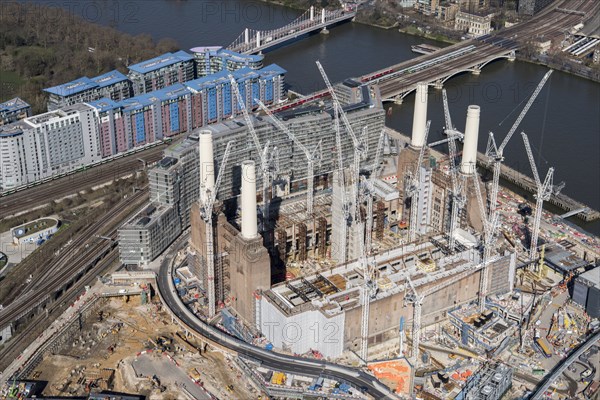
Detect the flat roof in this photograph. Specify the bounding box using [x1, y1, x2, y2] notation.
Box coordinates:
[92, 70, 128, 88]
[86, 97, 122, 112]
[0, 97, 30, 113]
[128, 50, 194, 74]
[44, 76, 97, 96]
[0, 120, 29, 137]
[577, 267, 599, 288]
[121, 83, 190, 112]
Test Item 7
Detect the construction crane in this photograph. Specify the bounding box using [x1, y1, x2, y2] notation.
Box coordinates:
[315, 60, 367, 208]
[471, 172, 500, 313]
[485, 70, 553, 229]
[364, 130, 385, 254]
[229, 75, 276, 231]
[441, 89, 465, 252]
[333, 105, 350, 264]
[407, 121, 431, 242]
[359, 232, 377, 363]
[200, 140, 234, 318]
[256, 99, 321, 215]
[521, 132, 560, 261]
[404, 264, 483, 366]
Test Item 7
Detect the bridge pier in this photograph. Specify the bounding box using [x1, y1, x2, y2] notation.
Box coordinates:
[433, 80, 443, 90]
[394, 96, 403, 105]
[472, 67, 481, 75]
[321, 27, 329, 34]
[508, 51, 516, 61]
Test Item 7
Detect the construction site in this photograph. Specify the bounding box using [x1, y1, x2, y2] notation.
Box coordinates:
[139, 61, 598, 399]
[0, 279, 259, 400]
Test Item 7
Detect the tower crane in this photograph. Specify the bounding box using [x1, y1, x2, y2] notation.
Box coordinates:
[200, 140, 234, 318]
[471, 171, 500, 313]
[486, 71, 553, 231]
[441, 89, 465, 252]
[521, 132, 561, 261]
[404, 264, 484, 366]
[255, 100, 322, 215]
[229, 75, 276, 231]
[333, 105, 350, 264]
[315, 60, 367, 209]
[407, 121, 431, 242]
[364, 129, 385, 254]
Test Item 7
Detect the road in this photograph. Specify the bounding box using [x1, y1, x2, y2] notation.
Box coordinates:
[529, 330, 600, 399]
[155, 237, 398, 399]
[0, 144, 165, 219]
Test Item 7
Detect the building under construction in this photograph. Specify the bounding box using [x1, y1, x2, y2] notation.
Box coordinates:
[181, 71, 519, 364]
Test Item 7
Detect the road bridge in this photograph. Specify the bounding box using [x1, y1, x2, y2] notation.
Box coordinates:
[529, 330, 600, 399]
[228, 5, 356, 55]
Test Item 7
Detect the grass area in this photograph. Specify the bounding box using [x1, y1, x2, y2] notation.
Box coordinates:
[0, 69, 25, 101]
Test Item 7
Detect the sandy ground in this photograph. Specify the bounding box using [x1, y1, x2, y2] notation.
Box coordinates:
[31, 297, 258, 399]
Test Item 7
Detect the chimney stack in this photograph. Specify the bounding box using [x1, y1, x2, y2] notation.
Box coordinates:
[460, 105, 480, 175]
[199, 130, 215, 204]
[241, 160, 258, 239]
[411, 82, 429, 148]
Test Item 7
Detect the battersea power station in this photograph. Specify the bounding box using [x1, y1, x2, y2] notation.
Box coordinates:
[119, 78, 516, 361]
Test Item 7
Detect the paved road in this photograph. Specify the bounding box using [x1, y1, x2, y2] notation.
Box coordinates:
[529, 330, 600, 399]
[155, 239, 398, 399]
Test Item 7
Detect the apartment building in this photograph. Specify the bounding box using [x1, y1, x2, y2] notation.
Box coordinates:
[0, 98, 32, 125]
[44, 70, 132, 111]
[127, 51, 196, 95]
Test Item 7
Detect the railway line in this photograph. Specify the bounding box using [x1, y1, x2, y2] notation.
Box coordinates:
[0, 144, 165, 219]
[0, 250, 119, 373]
[0, 188, 148, 345]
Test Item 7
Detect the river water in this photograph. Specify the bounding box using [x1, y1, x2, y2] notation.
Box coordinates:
[24, 0, 600, 233]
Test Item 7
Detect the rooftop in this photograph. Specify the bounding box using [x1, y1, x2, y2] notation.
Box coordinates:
[127, 50, 194, 74]
[120, 83, 191, 112]
[86, 97, 122, 113]
[265, 236, 489, 318]
[44, 76, 97, 97]
[0, 97, 30, 113]
[0, 120, 29, 137]
[43, 70, 127, 97]
[92, 70, 128, 88]
[577, 266, 599, 288]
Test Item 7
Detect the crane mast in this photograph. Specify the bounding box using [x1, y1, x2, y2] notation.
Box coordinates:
[442, 89, 464, 251]
[364, 130, 385, 254]
[408, 121, 431, 242]
[201, 140, 234, 317]
[521, 132, 557, 261]
[471, 172, 499, 313]
[486, 71, 553, 233]
[315, 60, 367, 217]
[229, 76, 274, 230]
[333, 106, 349, 264]
[256, 100, 319, 215]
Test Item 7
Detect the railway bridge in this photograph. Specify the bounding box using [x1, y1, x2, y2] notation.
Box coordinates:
[227, 5, 356, 55]
[363, 37, 519, 103]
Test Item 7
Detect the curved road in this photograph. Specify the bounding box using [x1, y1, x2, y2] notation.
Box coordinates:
[529, 330, 600, 399]
[156, 239, 398, 399]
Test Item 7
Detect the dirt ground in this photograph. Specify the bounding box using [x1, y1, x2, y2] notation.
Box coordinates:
[31, 296, 259, 399]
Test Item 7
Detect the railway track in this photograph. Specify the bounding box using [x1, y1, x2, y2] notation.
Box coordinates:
[0, 188, 148, 334]
[0, 145, 165, 219]
[0, 250, 119, 372]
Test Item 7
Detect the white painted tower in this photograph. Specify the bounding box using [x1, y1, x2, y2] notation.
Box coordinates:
[460, 105, 480, 175]
[199, 130, 215, 204]
[411, 82, 429, 148]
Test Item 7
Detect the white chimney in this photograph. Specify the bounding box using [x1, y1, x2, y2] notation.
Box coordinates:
[199, 130, 215, 204]
[411, 82, 428, 148]
[460, 105, 480, 175]
[241, 160, 258, 239]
